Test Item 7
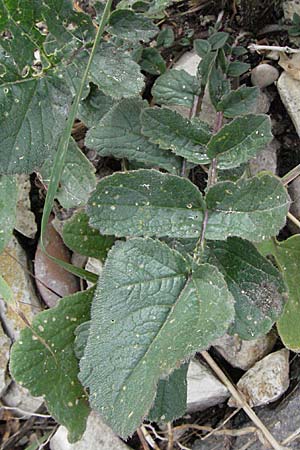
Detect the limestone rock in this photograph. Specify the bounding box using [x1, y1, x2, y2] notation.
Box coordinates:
[0, 237, 41, 340]
[0, 323, 10, 395]
[251, 64, 279, 88]
[187, 360, 229, 413]
[15, 175, 37, 239]
[277, 72, 300, 138]
[2, 382, 43, 416]
[213, 332, 277, 371]
[228, 349, 290, 408]
[50, 411, 131, 450]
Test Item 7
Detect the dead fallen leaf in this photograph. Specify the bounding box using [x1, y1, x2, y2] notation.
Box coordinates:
[279, 52, 300, 80]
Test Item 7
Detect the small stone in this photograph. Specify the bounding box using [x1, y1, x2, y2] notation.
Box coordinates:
[251, 64, 279, 88]
[187, 360, 229, 413]
[15, 175, 37, 239]
[50, 411, 131, 450]
[2, 382, 43, 416]
[0, 237, 41, 340]
[85, 257, 103, 289]
[213, 332, 277, 371]
[35, 218, 80, 308]
[0, 323, 10, 395]
[228, 349, 290, 408]
[277, 72, 300, 138]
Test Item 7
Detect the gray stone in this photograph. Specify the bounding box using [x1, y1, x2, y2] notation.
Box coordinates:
[251, 64, 279, 89]
[213, 332, 277, 371]
[277, 72, 300, 138]
[232, 380, 300, 449]
[187, 360, 229, 413]
[0, 237, 42, 340]
[0, 322, 10, 395]
[15, 175, 37, 239]
[249, 138, 279, 176]
[50, 411, 131, 450]
[2, 382, 43, 416]
[228, 349, 290, 408]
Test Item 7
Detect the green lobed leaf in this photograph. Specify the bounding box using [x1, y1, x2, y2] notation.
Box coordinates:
[208, 65, 230, 109]
[89, 43, 145, 99]
[206, 238, 286, 339]
[141, 107, 211, 164]
[79, 238, 234, 437]
[87, 169, 205, 238]
[139, 47, 166, 75]
[148, 364, 188, 423]
[63, 211, 115, 261]
[208, 32, 229, 50]
[0, 175, 17, 252]
[85, 98, 181, 173]
[40, 139, 96, 209]
[205, 174, 290, 242]
[217, 86, 260, 118]
[156, 27, 174, 48]
[0, 75, 72, 174]
[108, 9, 158, 42]
[194, 39, 211, 58]
[258, 236, 300, 352]
[10, 289, 94, 443]
[207, 114, 273, 169]
[77, 84, 115, 128]
[152, 69, 200, 108]
[227, 61, 250, 77]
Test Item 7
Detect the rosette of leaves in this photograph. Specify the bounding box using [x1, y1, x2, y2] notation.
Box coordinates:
[8, 10, 292, 446]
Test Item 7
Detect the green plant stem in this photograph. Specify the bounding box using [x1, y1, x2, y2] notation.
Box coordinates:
[40, 0, 113, 283]
[194, 111, 223, 257]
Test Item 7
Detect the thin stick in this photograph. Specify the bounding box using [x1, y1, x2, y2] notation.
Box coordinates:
[281, 425, 300, 445]
[282, 164, 300, 185]
[137, 427, 151, 450]
[201, 351, 286, 450]
[287, 212, 300, 230]
[172, 423, 258, 437]
[202, 407, 241, 441]
[140, 425, 161, 450]
[0, 406, 51, 419]
[248, 44, 300, 54]
[167, 422, 174, 450]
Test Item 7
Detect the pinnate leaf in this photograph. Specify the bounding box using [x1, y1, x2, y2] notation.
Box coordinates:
[217, 86, 259, 118]
[108, 9, 158, 42]
[141, 107, 211, 164]
[206, 174, 290, 242]
[152, 69, 200, 108]
[207, 238, 286, 339]
[87, 169, 205, 238]
[207, 114, 273, 169]
[79, 238, 234, 437]
[85, 98, 181, 173]
[10, 289, 94, 443]
[63, 211, 114, 261]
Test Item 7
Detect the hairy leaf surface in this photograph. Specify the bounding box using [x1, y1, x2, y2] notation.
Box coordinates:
[148, 364, 188, 422]
[141, 107, 211, 164]
[0, 75, 71, 174]
[85, 99, 181, 173]
[0, 175, 17, 252]
[152, 69, 200, 108]
[41, 139, 96, 208]
[78, 84, 115, 128]
[259, 236, 300, 351]
[207, 114, 273, 168]
[79, 238, 234, 437]
[10, 289, 94, 443]
[63, 211, 114, 261]
[87, 169, 205, 238]
[207, 238, 286, 339]
[206, 174, 290, 241]
[217, 86, 259, 118]
[108, 9, 158, 42]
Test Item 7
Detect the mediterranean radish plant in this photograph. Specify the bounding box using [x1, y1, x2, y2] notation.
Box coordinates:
[0, 0, 298, 443]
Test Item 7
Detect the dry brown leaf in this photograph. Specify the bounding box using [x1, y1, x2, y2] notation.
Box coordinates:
[279, 52, 300, 80]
